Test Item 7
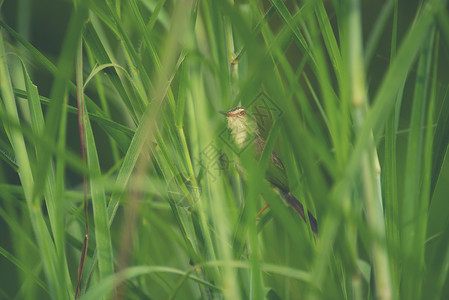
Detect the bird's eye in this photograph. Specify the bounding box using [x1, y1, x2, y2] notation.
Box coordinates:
[239, 111, 246, 116]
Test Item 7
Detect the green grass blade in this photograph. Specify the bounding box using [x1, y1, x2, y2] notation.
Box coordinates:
[421, 32, 440, 300]
[400, 27, 435, 300]
[314, 1, 342, 83]
[431, 10, 449, 195]
[78, 266, 220, 300]
[84, 104, 115, 277]
[383, 0, 401, 297]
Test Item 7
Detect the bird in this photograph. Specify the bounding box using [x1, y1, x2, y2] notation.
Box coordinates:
[219, 106, 318, 235]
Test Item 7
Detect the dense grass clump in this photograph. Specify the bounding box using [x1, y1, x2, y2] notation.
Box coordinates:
[1, 0, 449, 299]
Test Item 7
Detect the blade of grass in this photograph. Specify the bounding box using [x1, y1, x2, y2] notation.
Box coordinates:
[78, 265, 220, 300]
[75, 37, 89, 299]
[383, 0, 401, 297]
[400, 27, 434, 300]
[420, 32, 439, 300]
[83, 93, 115, 286]
[314, 1, 342, 84]
[431, 10, 449, 196]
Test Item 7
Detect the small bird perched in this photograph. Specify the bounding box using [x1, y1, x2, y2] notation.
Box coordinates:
[220, 106, 318, 235]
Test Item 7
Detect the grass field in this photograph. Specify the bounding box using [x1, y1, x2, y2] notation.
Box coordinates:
[1, 0, 449, 299]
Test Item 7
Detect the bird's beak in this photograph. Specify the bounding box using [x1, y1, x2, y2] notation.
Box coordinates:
[218, 110, 228, 116]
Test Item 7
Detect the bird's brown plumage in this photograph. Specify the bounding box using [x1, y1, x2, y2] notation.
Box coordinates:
[222, 107, 318, 235]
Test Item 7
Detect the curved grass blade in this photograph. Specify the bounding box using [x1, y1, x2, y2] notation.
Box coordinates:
[78, 266, 220, 300]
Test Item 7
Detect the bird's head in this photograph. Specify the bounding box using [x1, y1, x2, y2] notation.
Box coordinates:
[219, 106, 248, 131]
[220, 106, 256, 148]
[219, 106, 247, 119]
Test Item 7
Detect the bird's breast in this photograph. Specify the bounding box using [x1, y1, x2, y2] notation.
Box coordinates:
[228, 118, 248, 148]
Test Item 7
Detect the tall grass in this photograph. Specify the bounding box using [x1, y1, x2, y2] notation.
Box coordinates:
[1, 0, 449, 299]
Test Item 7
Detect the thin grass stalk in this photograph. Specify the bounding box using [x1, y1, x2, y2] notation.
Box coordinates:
[422, 31, 449, 300]
[187, 66, 221, 299]
[54, 79, 74, 300]
[348, 0, 391, 299]
[75, 37, 89, 299]
[419, 32, 438, 300]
